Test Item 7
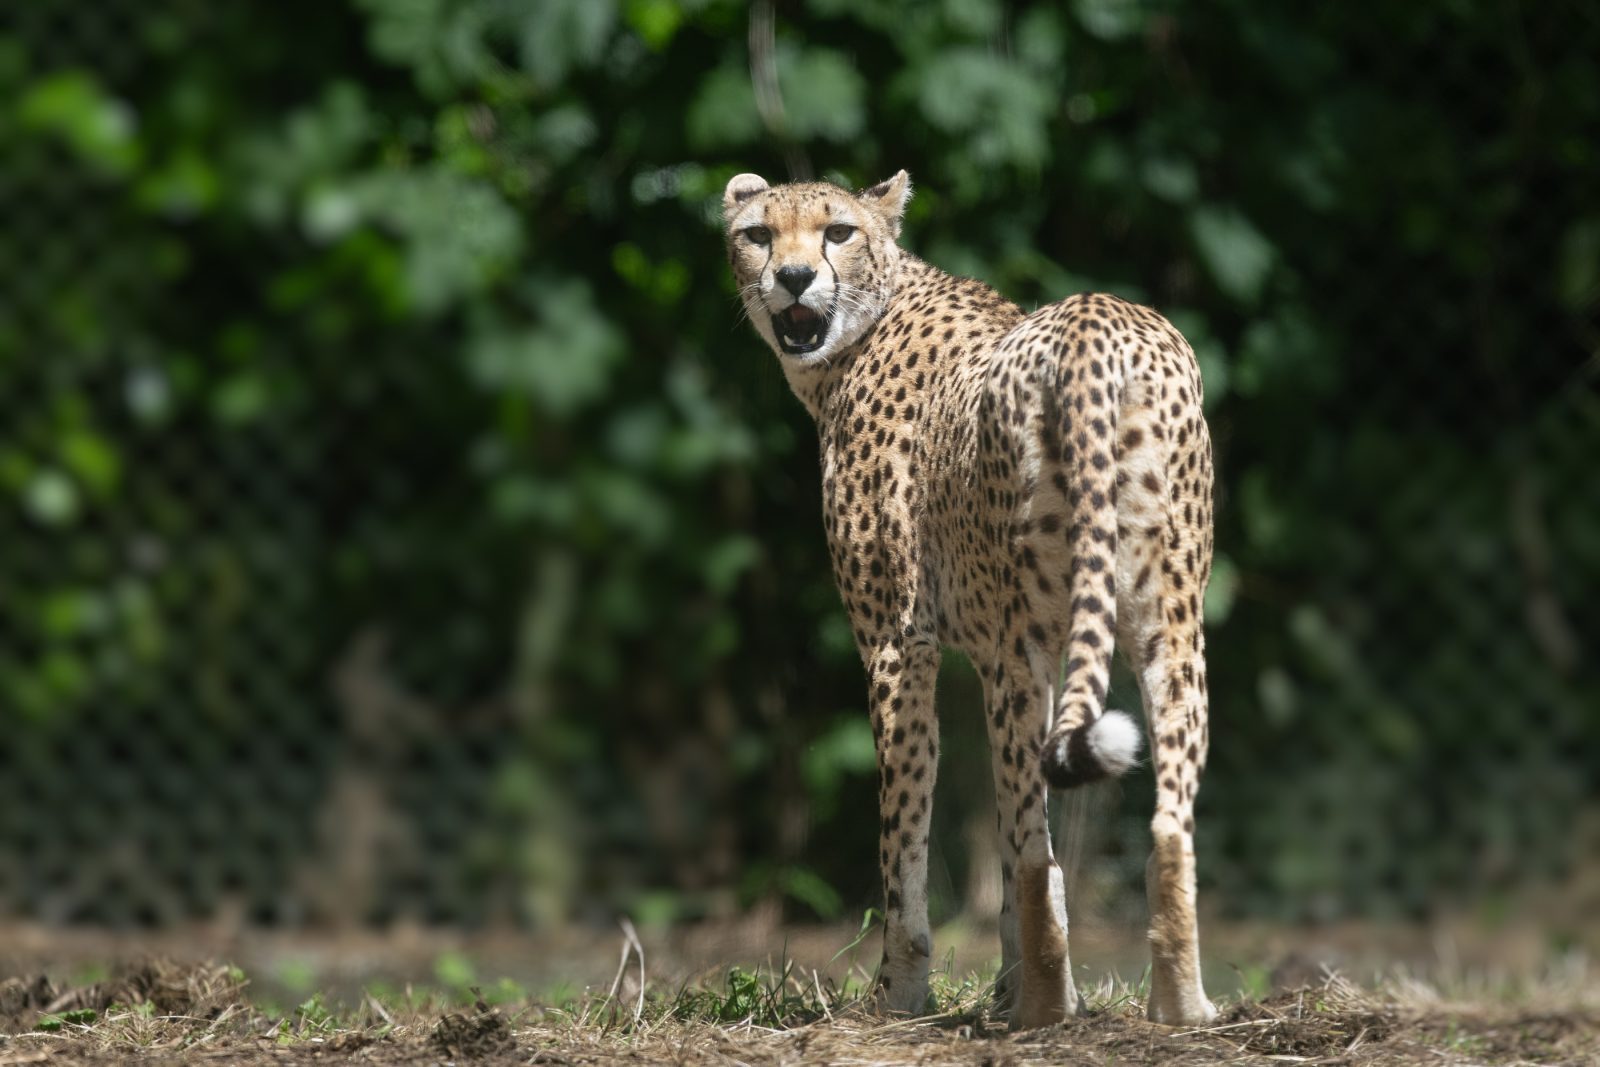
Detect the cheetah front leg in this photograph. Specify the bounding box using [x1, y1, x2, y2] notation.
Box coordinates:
[868, 640, 940, 1016]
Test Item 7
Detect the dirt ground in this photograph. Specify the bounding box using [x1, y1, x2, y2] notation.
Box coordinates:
[0, 959, 1597, 1066]
[0, 922, 1596, 1065]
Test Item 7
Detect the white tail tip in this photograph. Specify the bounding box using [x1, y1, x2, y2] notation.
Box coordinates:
[1086, 709, 1142, 778]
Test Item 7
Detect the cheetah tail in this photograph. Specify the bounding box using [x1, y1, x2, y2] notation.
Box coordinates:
[1041, 708, 1142, 788]
[1039, 335, 1141, 789]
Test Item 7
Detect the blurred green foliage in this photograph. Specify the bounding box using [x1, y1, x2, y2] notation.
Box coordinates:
[0, 0, 1595, 928]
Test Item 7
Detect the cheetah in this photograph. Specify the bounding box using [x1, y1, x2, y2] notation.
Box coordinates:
[723, 170, 1217, 1028]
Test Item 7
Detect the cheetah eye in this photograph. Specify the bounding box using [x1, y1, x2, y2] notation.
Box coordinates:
[825, 223, 856, 243]
[743, 225, 772, 246]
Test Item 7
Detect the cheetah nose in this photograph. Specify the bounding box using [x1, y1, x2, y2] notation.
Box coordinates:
[775, 265, 816, 298]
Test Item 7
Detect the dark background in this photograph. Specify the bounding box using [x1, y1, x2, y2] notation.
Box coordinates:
[0, 0, 1596, 947]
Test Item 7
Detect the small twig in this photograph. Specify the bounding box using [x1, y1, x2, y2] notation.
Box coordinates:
[1171, 1017, 1285, 1038]
[746, 0, 811, 180]
[812, 969, 834, 1023]
[605, 917, 647, 1028]
[624, 918, 646, 1024]
[606, 927, 631, 1007]
[365, 993, 394, 1027]
[1345, 1024, 1370, 1053]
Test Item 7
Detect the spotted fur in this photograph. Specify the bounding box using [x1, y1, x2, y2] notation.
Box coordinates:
[724, 171, 1218, 1028]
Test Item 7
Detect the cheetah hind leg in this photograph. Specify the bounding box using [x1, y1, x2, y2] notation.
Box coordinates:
[980, 673, 1029, 1023]
[983, 645, 1082, 1029]
[1128, 596, 1217, 1026]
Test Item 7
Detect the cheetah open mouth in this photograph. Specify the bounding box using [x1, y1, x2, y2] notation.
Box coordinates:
[772, 303, 831, 355]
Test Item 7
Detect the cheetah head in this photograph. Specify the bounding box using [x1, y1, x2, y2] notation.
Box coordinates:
[723, 170, 911, 365]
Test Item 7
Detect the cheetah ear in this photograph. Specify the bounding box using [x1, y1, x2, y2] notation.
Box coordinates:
[859, 170, 912, 234]
[723, 173, 770, 221]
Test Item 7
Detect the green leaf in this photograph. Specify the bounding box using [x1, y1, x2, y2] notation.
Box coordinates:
[1203, 555, 1240, 625]
[516, 0, 619, 88]
[779, 48, 867, 142]
[434, 950, 476, 989]
[1141, 155, 1199, 203]
[328, 167, 523, 312]
[584, 469, 673, 548]
[433, 104, 494, 175]
[1232, 312, 1334, 397]
[355, 0, 487, 97]
[1239, 469, 1286, 555]
[211, 373, 272, 425]
[780, 866, 842, 918]
[703, 536, 761, 594]
[801, 714, 876, 822]
[1081, 139, 1133, 188]
[605, 404, 669, 468]
[60, 429, 121, 497]
[1014, 7, 1066, 70]
[1074, 0, 1147, 41]
[1257, 667, 1298, 727]
[135, 149, 220, 217]
[686, 61, 761, 149]
[240, 84, 374, 226]
[1557, 218, 1600, 312]
[23, 469, 79, 526]
[18, 71, 142, 176]
[1190, 206, 1276, 304]
[612, 243, 689, 304]
[467, 279, 625, 415]
[0, 36, 27, 87]
[904, 48, 1055, 170]
[40, 649, 89, 701]
[357, 0, 447, 69]
[275, 959, 316, 996]
[802, 716, 876, 795]
[626, 0, 684, 50]
[532, 104, 599, 166]
[941, 0, 1001, 38]
[689, 44, 863, 148]
[41, 589, 110, 639]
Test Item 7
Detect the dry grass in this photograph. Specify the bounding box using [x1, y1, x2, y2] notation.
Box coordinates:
[1, 954, 1597, 1065]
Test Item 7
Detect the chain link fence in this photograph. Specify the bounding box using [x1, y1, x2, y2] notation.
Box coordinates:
[1, 0, 1596, 932]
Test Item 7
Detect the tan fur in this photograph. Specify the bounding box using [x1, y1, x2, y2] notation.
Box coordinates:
[1015, 863, 1075, 1028]
[724, 172, 1217, 1027]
